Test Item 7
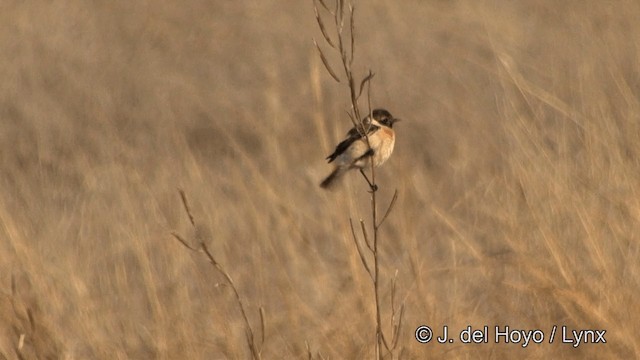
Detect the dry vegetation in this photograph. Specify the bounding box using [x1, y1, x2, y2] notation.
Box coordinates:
[1, 1, 639, 358]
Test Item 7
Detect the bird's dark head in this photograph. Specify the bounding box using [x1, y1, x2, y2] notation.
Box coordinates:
[371, 108, 400, 128]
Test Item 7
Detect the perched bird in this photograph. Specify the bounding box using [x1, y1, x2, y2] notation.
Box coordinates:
[320, 108, 399, 189]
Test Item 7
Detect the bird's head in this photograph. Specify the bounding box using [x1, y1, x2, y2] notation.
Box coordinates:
[371, 108, 400, 128]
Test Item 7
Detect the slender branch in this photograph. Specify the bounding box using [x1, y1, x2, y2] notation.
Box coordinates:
[349, 4, 355, 65]
[362, 63, 392, 357]
[313, 2, 336, 48]
[317, 0, 331, 13]
[349, 218, 374, 280]
[170, 231, 197, 251]
[313, 2, 401, 358]
[201, 244, 260, 357]
[377, 189, 399, 229]
[172, 191, 262, 360]
[314, 39, 341, 82]
[179, 188, 195, 226]
[346, 110, 358, 128]
[357, 71, 375, 101]
[359, 218, 373, 252]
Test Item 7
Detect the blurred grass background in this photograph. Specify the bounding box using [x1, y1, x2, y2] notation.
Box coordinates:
[1, 0, 639, 358]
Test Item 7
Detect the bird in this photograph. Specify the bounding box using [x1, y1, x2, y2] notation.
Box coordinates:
[320, 108, 399, 189]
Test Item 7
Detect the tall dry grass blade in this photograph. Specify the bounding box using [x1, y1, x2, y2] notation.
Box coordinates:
[390, 271, 397, 344]
[259, 307, 266, 348]
[313, 39, 341, 82]
[497, 54, 586, 132]
[432, 206, 483, 261]
[392, 303, 405, 349]
[390, 268, 405, 350]
[390, 269, 398, 323]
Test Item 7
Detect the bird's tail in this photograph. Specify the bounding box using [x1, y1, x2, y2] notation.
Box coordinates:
[320, 167, 345, 189]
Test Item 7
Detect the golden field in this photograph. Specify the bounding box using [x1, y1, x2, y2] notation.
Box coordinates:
[1, 1, 639, 358]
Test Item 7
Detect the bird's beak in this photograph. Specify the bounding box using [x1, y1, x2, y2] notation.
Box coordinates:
[392, 118, 401, 124]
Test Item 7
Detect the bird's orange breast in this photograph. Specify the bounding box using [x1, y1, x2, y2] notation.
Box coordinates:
[372, 128, 395, 167]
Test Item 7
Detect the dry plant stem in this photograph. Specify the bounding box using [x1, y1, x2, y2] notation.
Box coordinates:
[313, 1, 403, 358]
[367, 131, 393, 357]
[171, 189, 263, 360]
[349, 218, 373, 279]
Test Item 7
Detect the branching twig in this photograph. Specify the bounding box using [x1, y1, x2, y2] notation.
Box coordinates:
[179, 189, 195, 226]
[377, 190, 399, 229]
[358, 71, 375, 101]
[314, 39, 341, 83]
[349, 218, 373, 280]
[172, 189, 263, 360]
[313, 1, 402, 358]
[314, 6, 336, 49]
[349, 4, 356, 65]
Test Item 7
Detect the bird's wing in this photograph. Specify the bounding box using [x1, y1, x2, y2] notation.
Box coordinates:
[326, 123, 380, 163]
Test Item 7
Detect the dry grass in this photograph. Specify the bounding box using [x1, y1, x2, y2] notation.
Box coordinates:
[1, 0, 639, 358]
